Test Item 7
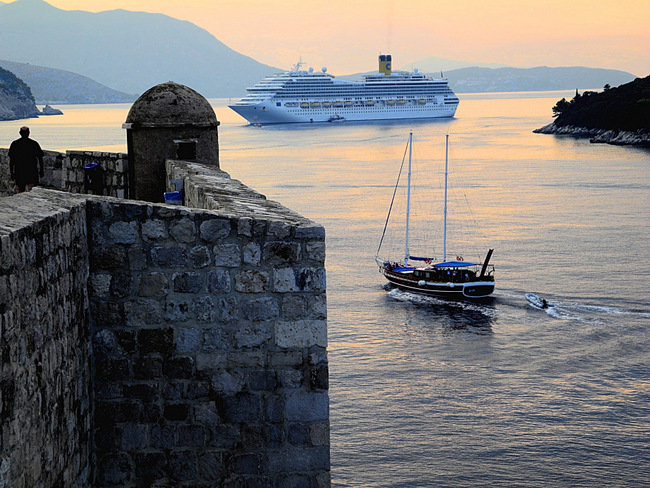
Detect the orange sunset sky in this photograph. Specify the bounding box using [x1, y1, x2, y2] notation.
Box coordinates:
[7, 0, 650, 76]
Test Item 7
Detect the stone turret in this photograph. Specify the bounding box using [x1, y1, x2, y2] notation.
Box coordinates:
[123, 82, 220, 202]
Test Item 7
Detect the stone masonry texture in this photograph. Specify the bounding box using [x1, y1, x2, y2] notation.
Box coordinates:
[0, 157, 329, 487]
[0, 190, 92, 488]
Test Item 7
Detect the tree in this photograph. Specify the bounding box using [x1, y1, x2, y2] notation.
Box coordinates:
[552, 98, 570, 118]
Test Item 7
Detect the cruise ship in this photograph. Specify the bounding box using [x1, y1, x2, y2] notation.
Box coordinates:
[229, 55, 459, 124]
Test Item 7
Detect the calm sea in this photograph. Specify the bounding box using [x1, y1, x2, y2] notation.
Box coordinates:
[2, 93, 649, 487]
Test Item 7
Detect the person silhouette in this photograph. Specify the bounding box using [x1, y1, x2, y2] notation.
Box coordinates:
[8, 126, 44, 192]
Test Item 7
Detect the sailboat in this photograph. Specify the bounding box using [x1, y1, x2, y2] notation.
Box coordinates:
[376, 133, 495, 300]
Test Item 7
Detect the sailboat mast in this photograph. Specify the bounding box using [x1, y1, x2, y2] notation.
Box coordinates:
[404, 132, 413, 266]
[443, 134, 449, 262]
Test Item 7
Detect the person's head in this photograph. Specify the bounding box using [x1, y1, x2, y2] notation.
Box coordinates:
[19, 126, 29, 138]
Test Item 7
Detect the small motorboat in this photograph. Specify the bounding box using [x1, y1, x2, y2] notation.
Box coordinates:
[328, 114, 346, 122]
[526, 293, 552, 309]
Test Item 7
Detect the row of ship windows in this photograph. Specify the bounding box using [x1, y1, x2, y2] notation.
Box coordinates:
[255, 87, 452, 95]
[276, 99, 458, 108]
[282, 106, 454, 114]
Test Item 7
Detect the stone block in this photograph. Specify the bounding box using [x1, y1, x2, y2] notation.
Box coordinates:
[285, 392, 329, 422]
[151, 246, 187, 267]
[167, 450, 198, 481]
[264, 242, 300, 265]
[134, 451, 166, 483]
[89, 273, 112, 297]
[275, 320, 327, 348]
[128, 247, 148, 270]
[202, 327, 229, 352]
[164, 299, 192, 322]
[222, 394, 261, 423]
[305, 240, 326, 263]
[227, 453, 262, 475]
[186, 381, 211, 399]
[200, 218, 231, 242]
[207, 269, 231, 294]
[243, 242, 261, 265]
[248, 371, 277, 392]
[233, 322, 272, 349]
[175, 327, 201, 354]
[236, 217, 252, 236]
[273, 268, 297, 292]
[163, 356, 194, 379]
[135, 356, 163, 379]
[173, 272, 203, 293]
[310, 422, 330, 447]
[91, 247, 128, 270]
[94, 400, 142, 425]
[199, 451, 224, 481]
[310, 363, 329, 390]
[213, 243, 240, 267]
[295, 268, 326, 291]
[125, 299, 164, 327]
[170, 218, 197, 244]
[194, 402, 220, 424]
[97, 452, 134, 486]
[241, 297, 279, 323]
[178, 424, 208, 448]
[268, 221, 291, 238]
[123, 383, 159, 402]
[295, 225, 326, 239]
[138, 328, 174, 357]
[118, 423, 150, 451]
[211, 370, 245, 393]
[164, 403, 190, 421]
[142, 220, 169, 242]
[193, 296, 216, 323]
[234, 270, 269, 293]
[137, 272, 169, 297]
[189, 245, 211, 268]
[108, 221, 139, 245]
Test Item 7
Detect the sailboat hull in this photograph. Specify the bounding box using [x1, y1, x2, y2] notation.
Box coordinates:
[382, 268, 495, 299]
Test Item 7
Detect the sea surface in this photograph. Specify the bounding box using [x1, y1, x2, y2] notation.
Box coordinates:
[2, 93, 649, 487]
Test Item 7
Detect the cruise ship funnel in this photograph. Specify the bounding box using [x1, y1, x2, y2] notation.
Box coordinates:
[379, 54, 392, 75]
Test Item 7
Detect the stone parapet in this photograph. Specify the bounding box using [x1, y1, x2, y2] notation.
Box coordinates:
[0, 189, 93, 488]
[0, 148, 128, 197]
[87, 185, 329, 486]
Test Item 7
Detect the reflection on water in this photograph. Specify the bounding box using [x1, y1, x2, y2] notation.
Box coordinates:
[385, 286, 496, 333]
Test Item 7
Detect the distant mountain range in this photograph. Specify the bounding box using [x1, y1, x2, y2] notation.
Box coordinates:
[444, 66, 636, 93]
[0, 0, 280, 98]
[0, 59, 135, 104]
[0, 0, 638, 101]
[400, 56, 511, 73]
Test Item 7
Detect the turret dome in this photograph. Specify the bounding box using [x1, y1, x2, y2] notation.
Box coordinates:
[126, 81, 218, 127]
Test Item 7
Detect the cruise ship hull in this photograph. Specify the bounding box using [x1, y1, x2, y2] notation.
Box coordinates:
[229, 101, 457, 125]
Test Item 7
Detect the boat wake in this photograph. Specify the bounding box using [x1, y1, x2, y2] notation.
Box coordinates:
[498, 289, 650, 323]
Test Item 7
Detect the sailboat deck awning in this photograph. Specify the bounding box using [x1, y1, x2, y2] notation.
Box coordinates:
[430, 260, 479, 267]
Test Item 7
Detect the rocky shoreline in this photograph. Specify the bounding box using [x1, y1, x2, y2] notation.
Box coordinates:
[534, 123, 650, 147]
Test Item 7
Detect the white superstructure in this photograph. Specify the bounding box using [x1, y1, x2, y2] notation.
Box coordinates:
[229, 55, 459, 125]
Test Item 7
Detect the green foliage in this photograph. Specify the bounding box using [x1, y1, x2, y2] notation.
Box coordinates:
[0, 66, 35, 102]
[551, 76, 650, 131]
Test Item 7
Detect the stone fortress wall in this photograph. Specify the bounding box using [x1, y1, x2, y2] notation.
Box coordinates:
[0, 149, 128, 198]
[0, 83, 329, 487]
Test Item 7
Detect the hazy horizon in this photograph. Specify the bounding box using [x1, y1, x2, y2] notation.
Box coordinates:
[3, 0, 648, 77]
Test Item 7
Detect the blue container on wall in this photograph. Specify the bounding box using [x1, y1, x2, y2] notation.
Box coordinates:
[164, 191, 182, 205]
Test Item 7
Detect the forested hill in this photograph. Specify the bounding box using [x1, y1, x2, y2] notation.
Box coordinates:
[0, 66, 39, 120]
[551, 76, 650, 131]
